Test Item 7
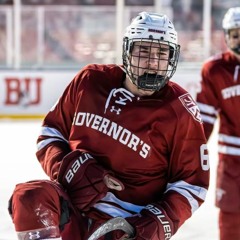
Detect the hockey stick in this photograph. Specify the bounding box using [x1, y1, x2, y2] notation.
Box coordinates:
[88, 217, 135, 240]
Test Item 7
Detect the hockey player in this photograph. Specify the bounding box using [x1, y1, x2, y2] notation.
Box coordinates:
[9, 12, 209, 240]
[196, 7, 240, 240]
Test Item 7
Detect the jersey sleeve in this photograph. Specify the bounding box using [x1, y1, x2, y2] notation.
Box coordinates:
[196, 62, 219, 139]
[149, 95, 210, 236]
[36, 71, 82, 180]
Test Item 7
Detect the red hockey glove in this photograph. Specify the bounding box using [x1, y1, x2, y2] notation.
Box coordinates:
[113, 204, 174, 240]
[58, 150, 124, 212]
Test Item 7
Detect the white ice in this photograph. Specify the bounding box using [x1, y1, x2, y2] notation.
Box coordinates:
[0, 120, 219, 240]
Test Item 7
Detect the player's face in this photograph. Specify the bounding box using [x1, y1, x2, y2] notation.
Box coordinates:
[124, 41, 171, 96]
[226, 28, 240, 55]
[130, 41, 170, 77]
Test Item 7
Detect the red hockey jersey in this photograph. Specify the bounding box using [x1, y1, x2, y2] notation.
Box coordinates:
[36, 64, 209, 237]
[196, 51, 240, 159]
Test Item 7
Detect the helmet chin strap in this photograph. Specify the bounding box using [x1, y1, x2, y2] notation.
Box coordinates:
[231, 44, 240, 55]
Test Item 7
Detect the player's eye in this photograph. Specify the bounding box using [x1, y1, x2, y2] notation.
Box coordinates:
[138, 49, 150, 57]
[232, 34, 240, 39]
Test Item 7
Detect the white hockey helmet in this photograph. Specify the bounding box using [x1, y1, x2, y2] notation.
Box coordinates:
[222, 7, 240, 31]
[222, 7, 240, 55]
[122, 12, 180, 91]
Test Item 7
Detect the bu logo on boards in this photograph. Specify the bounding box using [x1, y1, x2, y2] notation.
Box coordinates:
[4, 77, 42, 106]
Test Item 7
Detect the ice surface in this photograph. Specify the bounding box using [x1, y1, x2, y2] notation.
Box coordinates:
[0, 120, 219, 240]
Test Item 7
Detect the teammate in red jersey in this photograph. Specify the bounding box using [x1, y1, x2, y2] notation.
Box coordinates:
[196, 7, 240, 240]
[9, 12, 209, 240]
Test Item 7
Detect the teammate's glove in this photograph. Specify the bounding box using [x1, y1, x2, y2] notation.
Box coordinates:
[113, 204, 175, 240]
[58, 150, 124, 212]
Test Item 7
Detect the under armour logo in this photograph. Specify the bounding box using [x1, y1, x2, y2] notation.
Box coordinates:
[28, 231, 40, 239]
[105, 88, 134, 115]
[110, 106, 121, 115]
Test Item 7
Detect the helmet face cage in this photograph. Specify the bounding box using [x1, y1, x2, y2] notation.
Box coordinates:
[123, 38, 180, 91]
[122, 12, 180, 91]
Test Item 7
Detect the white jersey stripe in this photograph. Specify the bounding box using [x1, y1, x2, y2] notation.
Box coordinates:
[100, 192, 144, 212]
[40, 127, 68, 141]
[166, 181, 208, 200]
[94, 182, 207, 217]
[166, 186, 199, 214]
[218, 144, 240, 156]
[219, 133, 240, 146]
[37, 138, 66, 151]
[201, 114, 216, 124]
[94, 203, 136, 218]
[197, 102, 218, 115]
[93, 192, 144, 217]
[37, 127, 68, 151]
[165, 181, 208, 214]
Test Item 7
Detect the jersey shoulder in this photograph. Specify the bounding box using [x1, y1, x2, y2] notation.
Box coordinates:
[73, 64, 125, 88]
[201, 51, 239, 84]
[166, 82, 202, 123]
[203, 52, 225, 70]
[202, 51, 237, 73]
[80, 63, 123, 76]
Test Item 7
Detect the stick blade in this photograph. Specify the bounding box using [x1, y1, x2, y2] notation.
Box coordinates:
[88, 217, 135, 240]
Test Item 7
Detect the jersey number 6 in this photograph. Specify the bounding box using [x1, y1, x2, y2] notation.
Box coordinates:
[200, 144, 210, 171]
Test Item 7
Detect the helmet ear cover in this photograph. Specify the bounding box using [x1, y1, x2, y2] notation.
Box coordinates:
[123, 37, 129, 52]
